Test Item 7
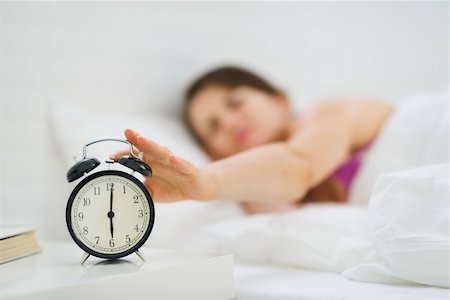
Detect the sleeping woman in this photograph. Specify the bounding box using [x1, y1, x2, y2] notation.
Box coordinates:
[110, 66, 393, 214]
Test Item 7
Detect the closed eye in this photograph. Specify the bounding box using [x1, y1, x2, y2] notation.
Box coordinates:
[226, 96, 242, 109]
[207, 118, 220, 136]
[226, 88, 245, 108]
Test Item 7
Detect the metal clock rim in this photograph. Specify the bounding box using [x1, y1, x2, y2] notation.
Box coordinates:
[66, 170, 155, 260]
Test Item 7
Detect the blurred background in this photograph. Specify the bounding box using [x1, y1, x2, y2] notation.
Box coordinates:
[0, 1, 448, 240]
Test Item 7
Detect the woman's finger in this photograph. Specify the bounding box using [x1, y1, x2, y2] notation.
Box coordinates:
[124, 128, 140, 145]
[109, 145, 139, 161]
[123, 128, 175, 165]
[135, 135, 172, 162]
[124, 129, 165, 158]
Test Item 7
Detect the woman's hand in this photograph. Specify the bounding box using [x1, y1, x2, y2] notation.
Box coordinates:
[110, 129, 215, 202]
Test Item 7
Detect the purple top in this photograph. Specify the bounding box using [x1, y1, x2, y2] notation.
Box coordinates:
[331, 141, 373, 199]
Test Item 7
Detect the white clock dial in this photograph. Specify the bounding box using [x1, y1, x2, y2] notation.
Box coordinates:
[68, 171, 153, 256]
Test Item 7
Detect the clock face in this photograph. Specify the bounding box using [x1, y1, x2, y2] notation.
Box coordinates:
[66, 170, 155, 259]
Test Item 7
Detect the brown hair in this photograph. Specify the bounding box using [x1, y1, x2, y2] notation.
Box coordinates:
[184, 66, 282, 144]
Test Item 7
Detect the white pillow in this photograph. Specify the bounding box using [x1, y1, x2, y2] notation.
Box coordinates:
[49, 101, 210, 168]
[349, 88, 449, 207]
[343, 163, 450, 287]
[49, 101, 243, 248]
[201, 204, 373, 272]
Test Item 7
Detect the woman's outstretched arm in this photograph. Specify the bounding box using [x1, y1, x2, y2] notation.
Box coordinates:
[112, 99, 391, 204]
[111, 129, 313, 203]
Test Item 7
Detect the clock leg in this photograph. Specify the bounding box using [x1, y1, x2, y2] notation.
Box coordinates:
[80, 252, 90, 265]
[135, 249, 145, 262]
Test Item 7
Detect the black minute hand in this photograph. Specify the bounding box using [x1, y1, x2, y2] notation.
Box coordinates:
[108, 183, 115, 239]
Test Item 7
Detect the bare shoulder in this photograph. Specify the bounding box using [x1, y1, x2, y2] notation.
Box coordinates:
[285, 97, 393, 186]
[301, 97, 394, 147]
[303, 97, 392, 119]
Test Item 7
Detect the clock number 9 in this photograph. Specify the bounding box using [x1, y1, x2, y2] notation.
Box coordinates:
[78, 212, 84, 221]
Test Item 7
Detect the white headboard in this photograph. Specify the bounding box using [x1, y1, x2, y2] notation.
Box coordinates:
[2, 2, 448, 114]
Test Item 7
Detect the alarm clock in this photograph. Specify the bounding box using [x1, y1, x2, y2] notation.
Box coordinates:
[66, 138, 155, 264]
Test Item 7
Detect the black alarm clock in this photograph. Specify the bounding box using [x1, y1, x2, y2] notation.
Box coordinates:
[66, 138, 155, 264]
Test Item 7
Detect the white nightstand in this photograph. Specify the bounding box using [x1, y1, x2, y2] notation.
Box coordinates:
[0, 241, 234, 300]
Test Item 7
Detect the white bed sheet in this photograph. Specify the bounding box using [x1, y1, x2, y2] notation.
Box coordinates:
[234, 263, 449, 300]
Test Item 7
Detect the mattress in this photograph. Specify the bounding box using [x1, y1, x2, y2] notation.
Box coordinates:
[234, 263, 449, 300]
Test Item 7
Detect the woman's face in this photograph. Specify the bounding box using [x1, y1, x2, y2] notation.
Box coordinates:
[187, 85, 291, 159]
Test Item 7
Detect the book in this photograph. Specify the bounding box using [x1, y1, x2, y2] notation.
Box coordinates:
[0, 226, 41, 264]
